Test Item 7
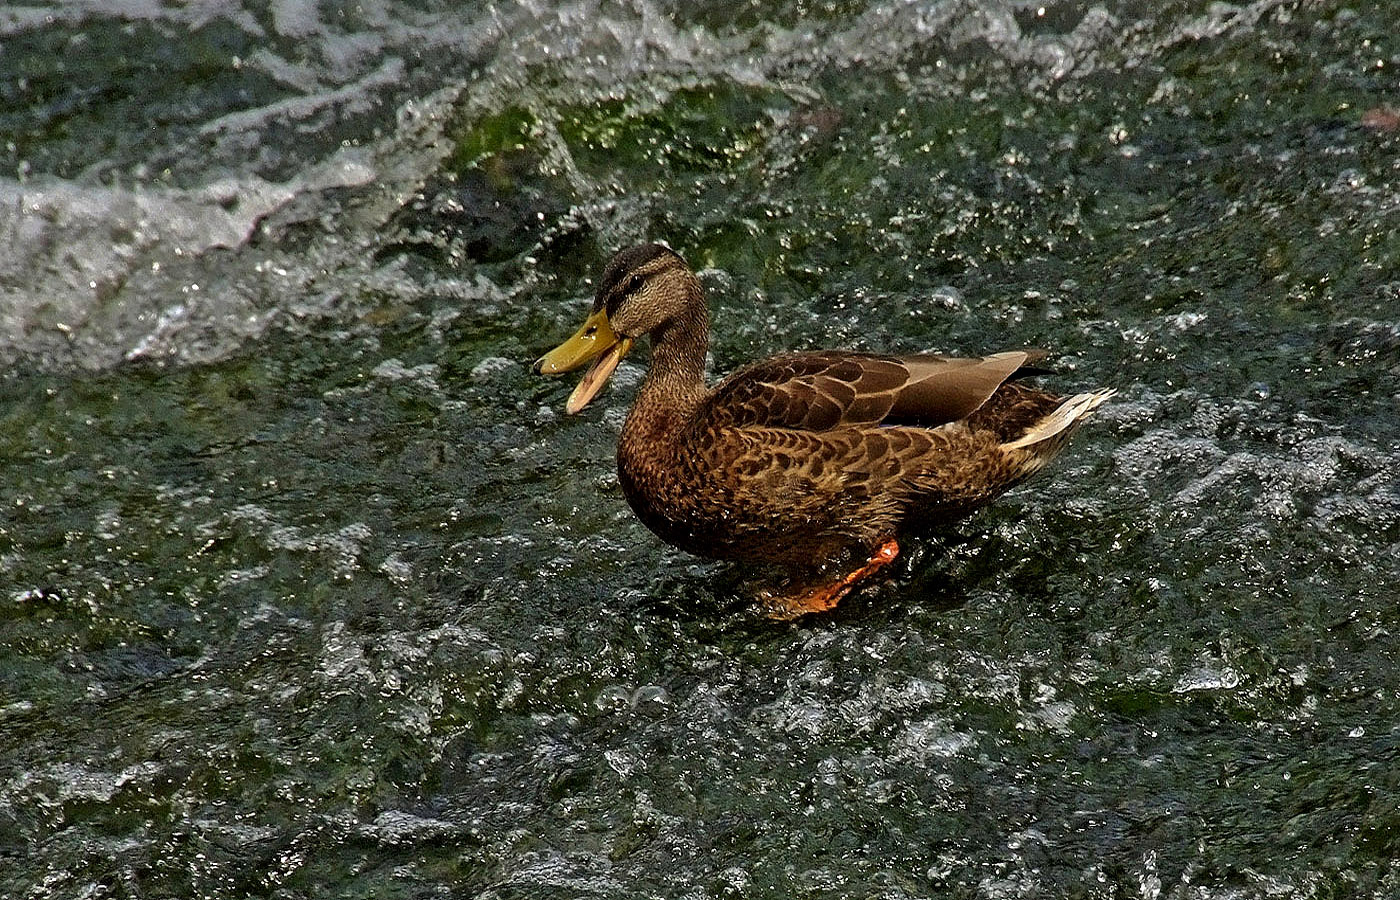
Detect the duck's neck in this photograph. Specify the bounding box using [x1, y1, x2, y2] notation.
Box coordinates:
[623, 302, 710, 445]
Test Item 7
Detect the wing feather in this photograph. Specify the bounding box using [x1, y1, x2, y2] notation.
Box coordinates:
[700, 350, 1042, 433]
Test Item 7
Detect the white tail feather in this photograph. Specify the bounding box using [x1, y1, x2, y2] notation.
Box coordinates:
[1001, 388, 1115, 451]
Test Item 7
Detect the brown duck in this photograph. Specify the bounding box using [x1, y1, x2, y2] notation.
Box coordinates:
[535, 243, 1112, 617]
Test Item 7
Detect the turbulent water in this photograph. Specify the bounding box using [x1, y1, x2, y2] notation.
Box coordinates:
[2, 1, 1398, 897]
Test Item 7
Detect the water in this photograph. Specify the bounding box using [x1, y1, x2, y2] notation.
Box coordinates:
[2, 1, 1398, 897]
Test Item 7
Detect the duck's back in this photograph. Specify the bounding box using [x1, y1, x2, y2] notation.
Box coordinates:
[698, 350, 1044, 433]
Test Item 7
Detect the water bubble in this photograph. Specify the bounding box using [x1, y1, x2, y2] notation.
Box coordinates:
[594, 684, 631, 713]
[719, 866, 751, 898]
[925, 286, 964, 311]
[631, 684, 670, 711]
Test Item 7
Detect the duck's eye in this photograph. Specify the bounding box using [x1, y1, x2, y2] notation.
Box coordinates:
[624, 275, 644, 294]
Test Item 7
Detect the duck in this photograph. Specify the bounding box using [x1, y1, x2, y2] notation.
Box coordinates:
[534, 243, 1113, 618]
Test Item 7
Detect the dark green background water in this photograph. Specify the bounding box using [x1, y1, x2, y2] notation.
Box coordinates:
[2, 1, 1397, 897]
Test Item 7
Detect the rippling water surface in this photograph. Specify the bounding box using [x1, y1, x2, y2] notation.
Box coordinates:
[2, 1, 1398, 897]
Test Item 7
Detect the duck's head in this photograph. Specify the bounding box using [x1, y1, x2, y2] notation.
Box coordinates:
[534, 243, 700, 414]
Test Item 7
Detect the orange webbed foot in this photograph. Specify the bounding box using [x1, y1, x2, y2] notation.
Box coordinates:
[761, 539, 901, 621]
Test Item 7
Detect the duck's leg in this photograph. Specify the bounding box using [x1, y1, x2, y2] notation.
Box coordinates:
[762, 538, 901, 620]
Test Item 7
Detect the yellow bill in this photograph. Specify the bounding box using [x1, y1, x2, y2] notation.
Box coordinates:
[534, 309, 636, 414]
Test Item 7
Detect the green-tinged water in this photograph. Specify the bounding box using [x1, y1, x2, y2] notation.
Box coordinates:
[2, 1, 1398, 897]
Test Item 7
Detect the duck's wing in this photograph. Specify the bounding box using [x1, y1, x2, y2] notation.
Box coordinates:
[701, 350, 1044, 432]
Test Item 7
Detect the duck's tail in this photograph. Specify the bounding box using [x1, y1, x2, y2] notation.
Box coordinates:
[1000, 388, 1114, 474]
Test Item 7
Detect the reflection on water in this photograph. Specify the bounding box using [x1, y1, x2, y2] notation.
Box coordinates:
[2, 1, 1398, 897]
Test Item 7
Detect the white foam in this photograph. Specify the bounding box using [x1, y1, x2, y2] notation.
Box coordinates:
[0, 142, 381, 368]
[0, 0, 1310, 374]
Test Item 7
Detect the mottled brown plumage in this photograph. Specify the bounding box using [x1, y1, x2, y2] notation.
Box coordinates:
[534, 243, 1112, 615]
